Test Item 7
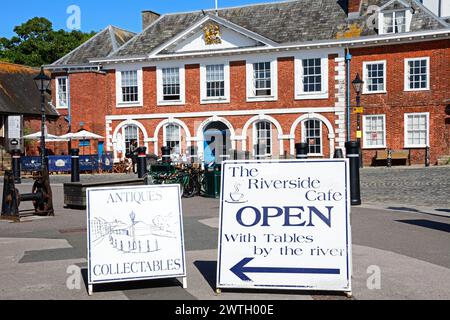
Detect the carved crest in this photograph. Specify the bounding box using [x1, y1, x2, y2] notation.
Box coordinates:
[203, 23, 222, 45]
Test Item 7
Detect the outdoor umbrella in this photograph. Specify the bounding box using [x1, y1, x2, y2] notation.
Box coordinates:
[23, 132, 70, 142]
[60, 130, 105, 155]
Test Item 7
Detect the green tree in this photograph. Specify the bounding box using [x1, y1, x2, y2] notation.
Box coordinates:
[0, 17, 95, 67]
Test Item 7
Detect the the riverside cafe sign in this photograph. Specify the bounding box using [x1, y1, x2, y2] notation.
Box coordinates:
[86, 185, 186, 294]
[217, 160, 352, 293]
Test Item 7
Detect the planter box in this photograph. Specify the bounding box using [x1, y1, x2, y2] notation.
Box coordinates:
[64, 179, 144, 209]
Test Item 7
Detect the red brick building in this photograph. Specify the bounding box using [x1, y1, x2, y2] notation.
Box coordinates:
[45, 0, 450, 166]
[0, 62, 64, 170]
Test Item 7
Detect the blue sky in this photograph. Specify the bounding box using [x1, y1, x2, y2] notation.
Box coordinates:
[0, 0, 283, 38]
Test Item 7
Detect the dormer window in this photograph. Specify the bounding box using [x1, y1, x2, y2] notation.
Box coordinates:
[384, 11, 406, 33]
[379, 6, 412, 35]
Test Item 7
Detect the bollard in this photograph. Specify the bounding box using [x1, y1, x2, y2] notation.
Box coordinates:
[345, 141, 362, 206]
[137, 147, 147, 178]
[425, 146, 430, 167]
[295, 143, 308, 159]
[71, 148, 80, 183]
[189, 146, 198, 164]
[387, 149, 392, 168]
[334, 148, 344, 159]
[11, 149, 21, 184]
[161, 146, 171, 164]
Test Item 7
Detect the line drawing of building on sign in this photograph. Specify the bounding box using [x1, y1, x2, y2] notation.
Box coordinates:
[90, 211, 178, 254]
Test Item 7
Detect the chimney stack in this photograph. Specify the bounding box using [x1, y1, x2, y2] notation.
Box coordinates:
[347, 0, 362, 17]
[142, 11, 160, 30]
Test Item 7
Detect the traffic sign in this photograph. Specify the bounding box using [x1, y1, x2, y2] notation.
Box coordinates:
[217, 160, 352, 293]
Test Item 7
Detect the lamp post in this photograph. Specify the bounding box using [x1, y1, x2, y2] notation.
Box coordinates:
[33, 67, 51, 169]
[352, 73, 364, 168]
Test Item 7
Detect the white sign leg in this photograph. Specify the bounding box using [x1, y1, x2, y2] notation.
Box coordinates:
[88, 284, 93, 296]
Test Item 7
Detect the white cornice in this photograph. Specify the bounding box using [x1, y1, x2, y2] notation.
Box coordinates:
[105, 107, 336, 121]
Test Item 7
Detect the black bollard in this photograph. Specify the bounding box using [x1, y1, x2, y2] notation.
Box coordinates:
[189, 146, 198, 164]
[136, 147, 147, 178]
[161, 146, 171, 164]
[71, 148, 80, 183]
[11, 149, 21, 184]
[334, 148, 344, 159]
[425, 146, 430, 167]
[387, 149, 392, 168]
[295, 143, 309, 159]
[345, 141, 362, 206]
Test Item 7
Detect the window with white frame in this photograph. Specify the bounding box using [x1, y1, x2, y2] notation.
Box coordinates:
[253, 62, 271, 96]
[124, 125, 139, 155]
[303, 119, 322, 155]
[120, 70, 139, 103]
[165, 124, 181, 155]
[405, 113, 429, 147]
[364, 61, 386, 93]
[254, 121, 272, 157]
[162, 68, 180, 101]
[295, 55, 328, 99]
[56, 77, 69, 108]
[383, 11, 406, 34]
[206, 64, 225, 98]
[363, 115, 386, 148]
[302, 58, 322, 93]
[405, 58, 429, 91]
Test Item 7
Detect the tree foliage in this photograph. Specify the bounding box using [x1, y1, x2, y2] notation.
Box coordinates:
[0, 17, 96, 67]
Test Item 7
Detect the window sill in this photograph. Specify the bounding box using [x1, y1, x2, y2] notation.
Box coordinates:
[247, 95, 277, 102]
[56, 106, 69, 110]
[295, 92, 328, 100]
[158, 100, 185, 106]
[404, 145, 429, 149]
[404, 88, 430, 92]
[362, 91, 387, 95]
[363, 146, 386, 150]
[116, 102, 143, 108]
[200, 97, 230, 104]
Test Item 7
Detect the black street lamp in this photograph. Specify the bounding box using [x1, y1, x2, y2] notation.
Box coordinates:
[33, 67, 51, 168]
[352, 73, 364, 168]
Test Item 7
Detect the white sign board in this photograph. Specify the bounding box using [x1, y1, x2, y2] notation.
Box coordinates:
[87, 185, 186, 292]
[217, 160, 352, 292]
[7, 116, 21, 139]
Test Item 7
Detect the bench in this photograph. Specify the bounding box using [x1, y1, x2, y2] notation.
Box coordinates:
[375, 150, 410, 166]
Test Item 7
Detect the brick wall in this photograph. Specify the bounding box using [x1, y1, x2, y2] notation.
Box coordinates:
[349, 40, 450, 165]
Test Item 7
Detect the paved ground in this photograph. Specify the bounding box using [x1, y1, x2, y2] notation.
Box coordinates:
[0, 166, 449, 300]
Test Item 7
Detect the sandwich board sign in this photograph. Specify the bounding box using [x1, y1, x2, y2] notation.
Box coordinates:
[86, 184, 186, 295]
[217, 159, 352, 294]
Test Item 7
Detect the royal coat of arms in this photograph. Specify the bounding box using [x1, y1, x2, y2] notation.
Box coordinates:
[203, 23, 222, 45]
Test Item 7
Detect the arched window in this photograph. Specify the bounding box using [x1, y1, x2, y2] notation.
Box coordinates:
[254, 121, 272, 158]
[124, 125, 139, 155]
[164, 124, 181, 155]
[303, 119, 322, 155]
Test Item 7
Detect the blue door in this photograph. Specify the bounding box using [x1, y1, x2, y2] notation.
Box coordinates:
[203, 121, 231, 165]
[98, 142, 104, 158]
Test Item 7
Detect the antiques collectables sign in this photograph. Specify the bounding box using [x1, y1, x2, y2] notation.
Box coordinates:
[217, 160, 352, 293]
[87, 185, 186, 293]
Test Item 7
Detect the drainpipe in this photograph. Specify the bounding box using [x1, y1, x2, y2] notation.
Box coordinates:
[345, 48, 352, 142]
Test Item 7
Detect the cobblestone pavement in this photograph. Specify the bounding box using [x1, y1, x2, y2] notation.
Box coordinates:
[360, 166, 450, 213]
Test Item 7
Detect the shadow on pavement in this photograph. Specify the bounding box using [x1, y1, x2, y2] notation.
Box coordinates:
[396, 219, 450, 233]
[387, 206, 450, 219]
[193, 260, 217, 292]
